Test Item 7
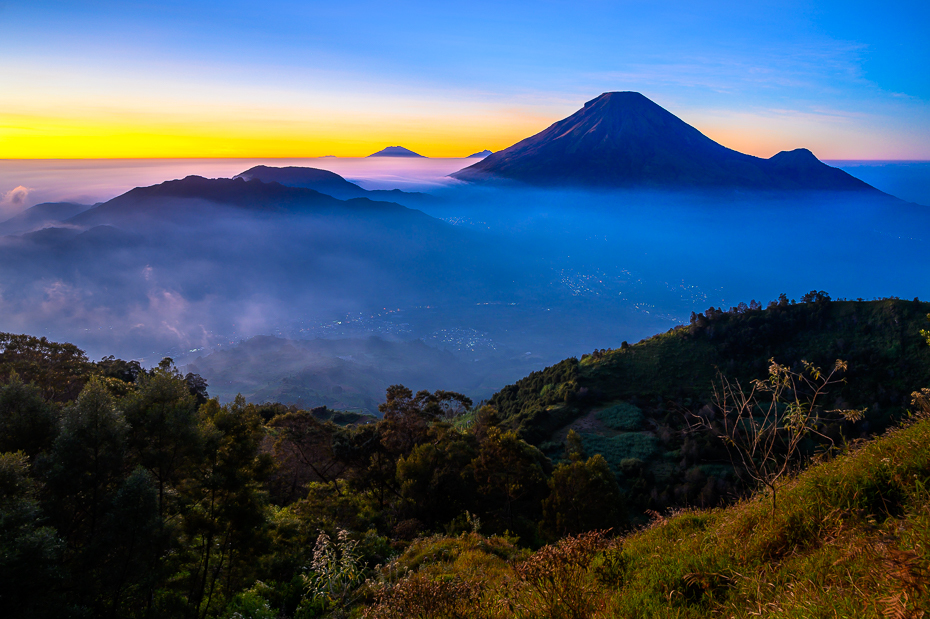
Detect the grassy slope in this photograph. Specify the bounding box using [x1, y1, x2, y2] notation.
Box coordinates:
[610, 413, 930, 617]
[364, 414, 930, 618]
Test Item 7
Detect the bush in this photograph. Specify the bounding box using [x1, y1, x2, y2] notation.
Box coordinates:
[595, 402, 644, 431]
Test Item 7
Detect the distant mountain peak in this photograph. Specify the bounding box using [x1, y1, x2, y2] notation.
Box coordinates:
[452, 92, 882, 193]
[467, 149, 493, 158]
[768, 148, 820, 164]
[367, 146, 425, 158]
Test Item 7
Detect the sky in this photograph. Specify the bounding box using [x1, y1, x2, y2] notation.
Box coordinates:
[1, 0, 928, 159]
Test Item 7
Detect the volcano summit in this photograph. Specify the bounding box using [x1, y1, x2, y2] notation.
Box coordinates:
[453, 92, 881, 193]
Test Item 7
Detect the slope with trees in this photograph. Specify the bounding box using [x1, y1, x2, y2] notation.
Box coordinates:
[2, 295, 929, 617]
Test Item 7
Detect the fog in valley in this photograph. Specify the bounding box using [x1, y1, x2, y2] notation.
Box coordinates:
[1, 159, 928, 412]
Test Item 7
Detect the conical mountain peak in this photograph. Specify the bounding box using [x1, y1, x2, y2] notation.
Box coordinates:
[452, 92, 879, 192]
[584, 91, 655, 107]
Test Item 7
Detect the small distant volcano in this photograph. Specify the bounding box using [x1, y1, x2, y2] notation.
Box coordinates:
[452, 92, 882, 192]
[466, 149, 493, 158]
[367, 146, 426, 158]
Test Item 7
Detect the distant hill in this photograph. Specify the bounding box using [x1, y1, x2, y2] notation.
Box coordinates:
[185, 335, 483, 414]
[466, 149, 493, 158]
[234, 165, 435, 206]
[0, 201, 91, 236]
[66, 175, 431, 231]
[367, 146, 425, 158]
[0, 173, 525, 360]
[452, 92, 887, 193]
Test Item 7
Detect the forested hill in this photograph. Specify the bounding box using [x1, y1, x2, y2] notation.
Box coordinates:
[493, 296, 930, 442]
[489, 296, 930, 511]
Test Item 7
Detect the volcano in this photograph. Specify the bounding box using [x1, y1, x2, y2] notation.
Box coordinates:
[452, 92, 880, 192]
[367, 146, 425, 158]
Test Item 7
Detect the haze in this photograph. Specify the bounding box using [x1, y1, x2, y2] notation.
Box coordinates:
[1, 155, 928, 409]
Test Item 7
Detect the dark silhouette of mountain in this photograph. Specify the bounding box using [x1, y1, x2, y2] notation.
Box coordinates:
[235, 166, 367, 199]
[67, 175, 434, 230]
[467, 150, 493, 158]
[234, 165, 435, 206]
[0, 202, 91, 236]
[452, 92, 884, 193]
[367, 146, 425, 157]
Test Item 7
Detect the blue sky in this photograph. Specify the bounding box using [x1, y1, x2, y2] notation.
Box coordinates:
[1, 0, 927, 158]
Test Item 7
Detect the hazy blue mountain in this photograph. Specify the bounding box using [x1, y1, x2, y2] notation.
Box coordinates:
[0, 173, 545, 361]
[0, 201, 92, 235]
[235, 166, 368, 199]
[466, 150, 493, 158]
[184, 335, 482, 413]
[367, 145, 426, 157]
[234, 165, 435, 206]
[66, 175, 430, 231]
[452, 92, 887, 193]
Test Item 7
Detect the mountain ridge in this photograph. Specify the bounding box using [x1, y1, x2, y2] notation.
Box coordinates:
[66, 175, 431, 230]
[452, 92, 886, 193]
[0, 201, 92, 236]
[234, 165, 435, 206]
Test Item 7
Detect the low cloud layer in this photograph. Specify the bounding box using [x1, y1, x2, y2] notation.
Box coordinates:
[0, 172, 927, 406]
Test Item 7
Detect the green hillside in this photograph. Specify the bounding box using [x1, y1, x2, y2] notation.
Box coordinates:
[490, 296, 930, 515]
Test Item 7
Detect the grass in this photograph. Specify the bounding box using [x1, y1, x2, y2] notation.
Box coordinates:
[607, 412, 930, 617]
[361, 414, 930, 618]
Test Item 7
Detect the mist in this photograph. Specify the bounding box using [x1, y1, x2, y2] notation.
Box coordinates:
[0, 159, 927, 406]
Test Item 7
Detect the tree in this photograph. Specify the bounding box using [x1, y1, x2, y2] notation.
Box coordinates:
[695, 358, 865, 517]
[95, 355, 144, 384]
[379, 385, 472, 455]
[42, 377, 128, 544]
[39, 377, 165, 617]
[0, 333, 90, 402]
[0, 373, 59, 457]
[0, 452, 63, 618]
[541, 453, 623, 539]
[471, 426, 549, 539]
[122, 364, 202, 517]
[266, 411, 344, 504]
[395, 426, 479, 527]
[178, 396, 273, 619]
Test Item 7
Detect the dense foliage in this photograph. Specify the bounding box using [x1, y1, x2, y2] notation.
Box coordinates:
[0, 337, 621, 618]
[492, 296, 930, 521]
[364, 410, 930, 618]
[2, 295, 929, 617]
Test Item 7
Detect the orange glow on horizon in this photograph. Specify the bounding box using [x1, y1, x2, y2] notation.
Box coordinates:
[0, 110, 547, 159]
[3, 107, 919, 161]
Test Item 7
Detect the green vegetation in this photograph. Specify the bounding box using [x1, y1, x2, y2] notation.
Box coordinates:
[362, 411, 930, 618]
[2, 295, 930, 618]
[579, 432, 658, 473]
[493, 296, 930, 519]
[594, 401, 643, 431]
